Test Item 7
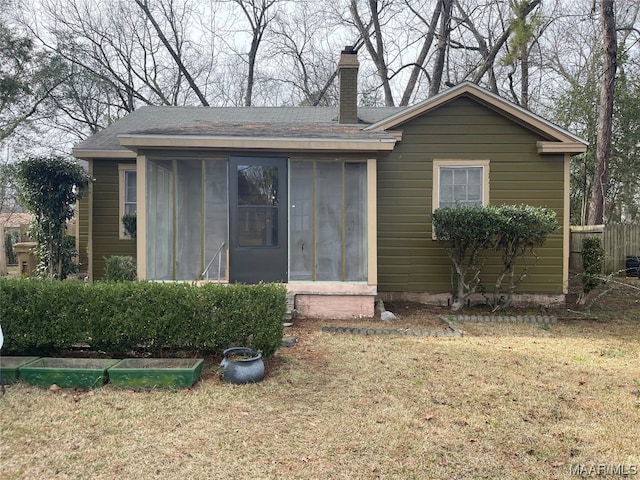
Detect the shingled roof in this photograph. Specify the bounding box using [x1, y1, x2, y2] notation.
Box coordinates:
[73, 105, 405, 155]
[73, 82, 588, 159]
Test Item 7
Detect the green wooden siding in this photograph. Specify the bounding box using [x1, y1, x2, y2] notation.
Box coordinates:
[77, 194, 89, 275]
[377, 96, 565, 295]
[91, 160, 136, 280]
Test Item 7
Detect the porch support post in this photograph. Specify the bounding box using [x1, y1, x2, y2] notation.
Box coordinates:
[367, 158, 377, 286]
[563, 153, 570, 295]
[87, 159, 94, 281]
[136, 154, 147, 280]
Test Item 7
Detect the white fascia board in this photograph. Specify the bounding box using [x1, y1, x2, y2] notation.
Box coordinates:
[117, 134, 397, 152]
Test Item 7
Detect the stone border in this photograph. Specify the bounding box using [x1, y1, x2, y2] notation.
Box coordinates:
[321, 321, 463, 338]
[441, 314, 557, 324]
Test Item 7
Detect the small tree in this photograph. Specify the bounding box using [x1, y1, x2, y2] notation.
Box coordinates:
[432, 205, 500, 310]
[13, 155, 92, 279]
[490, 205, 557, 310]
[581, 237, 604, 295]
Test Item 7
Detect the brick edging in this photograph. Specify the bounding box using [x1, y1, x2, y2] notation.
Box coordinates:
[321, 325, 462, 337]
[440, 314, 557, 324]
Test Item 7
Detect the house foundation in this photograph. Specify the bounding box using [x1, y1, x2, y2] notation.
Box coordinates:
[286, 283, 377, 319]
[377, 291, 566, 309]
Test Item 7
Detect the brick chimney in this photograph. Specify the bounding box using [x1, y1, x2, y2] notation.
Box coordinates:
[338, 46, 359, 124]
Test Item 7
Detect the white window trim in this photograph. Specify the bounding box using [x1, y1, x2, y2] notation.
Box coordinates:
[118, 164, 137, 240]
[432, 159, 490, 239]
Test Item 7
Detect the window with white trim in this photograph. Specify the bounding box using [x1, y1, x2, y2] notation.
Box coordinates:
[433, 160, 489, 210]
[119, 165, 137, 239]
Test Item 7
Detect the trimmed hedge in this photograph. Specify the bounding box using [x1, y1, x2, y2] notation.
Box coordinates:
[0, 279, 286, 357]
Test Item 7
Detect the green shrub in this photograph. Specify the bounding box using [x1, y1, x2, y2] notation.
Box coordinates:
[0, 279, 286, 357]
[0, 279, 89, 354]
[582, 237, 604, 293]
[104, 256, 137, 281]
[490, 205, 557, 309]
[433, 204, 558, 311]
[432, 205, 499, 310]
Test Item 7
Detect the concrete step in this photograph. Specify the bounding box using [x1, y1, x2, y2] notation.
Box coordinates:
[285, 291, 296, 319]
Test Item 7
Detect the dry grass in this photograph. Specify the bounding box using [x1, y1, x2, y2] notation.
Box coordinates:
[2, 280, 640, 479]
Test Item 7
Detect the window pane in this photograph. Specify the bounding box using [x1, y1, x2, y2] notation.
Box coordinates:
[125, 171, 137, 203]
[453, 184, 467, 202]
[439, 166, 483, 207]
[468, 167, 482, 187]
[236, 164, 279, 248]
[123, 170, 137, 231]
[440, 168, 453, 185]
[453, 169, 467, 185]
[468, 183, 481, 201]
[238, 207, 278, 247]
[440, 185, 453, 205]
[237, 165, 278, 206]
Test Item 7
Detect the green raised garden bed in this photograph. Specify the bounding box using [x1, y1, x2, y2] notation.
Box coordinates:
[0, 357, 40, 384]
[107, 358, 205, 389]
[19, 358, 120, 389]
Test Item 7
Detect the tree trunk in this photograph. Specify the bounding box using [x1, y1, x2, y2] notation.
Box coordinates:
[399, 0, 442, 105]
[429, 0, 452, 97]
[350, 0, 395, 106]
[588, 0, 616, 225]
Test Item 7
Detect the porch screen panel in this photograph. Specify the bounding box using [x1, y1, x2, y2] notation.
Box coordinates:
[289, 161, 313, 280]
[147, 159, 174, 280]
[176, 160, 202, 280]
[204, 159, 228, 279]
[316, 162, 343, 281]
[344, 162, 367, 281]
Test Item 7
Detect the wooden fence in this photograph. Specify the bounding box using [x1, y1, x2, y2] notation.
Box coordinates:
[570, 224, 640, 274]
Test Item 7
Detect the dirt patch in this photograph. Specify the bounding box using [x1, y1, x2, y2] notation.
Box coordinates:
[293, 302, 451, 333]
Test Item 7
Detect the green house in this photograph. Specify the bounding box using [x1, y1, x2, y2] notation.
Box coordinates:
[72, 48, 586, 318]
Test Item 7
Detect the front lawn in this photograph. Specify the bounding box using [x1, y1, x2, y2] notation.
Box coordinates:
[1, 280, 639, 479]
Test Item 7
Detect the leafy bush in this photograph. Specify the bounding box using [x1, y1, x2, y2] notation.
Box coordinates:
[104, 256, 137, 281]
[433, 204, 558, 311]
[582, 237, 604, 293]
[432, 205, 499, 310]
[0, 279, 286, 357]
[490, 205, 557, 309]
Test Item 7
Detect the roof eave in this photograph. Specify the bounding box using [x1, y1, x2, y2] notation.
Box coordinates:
[537, 141, 588, 155]
[117, 134, 397, 152]
[72, 148, 136, 160]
